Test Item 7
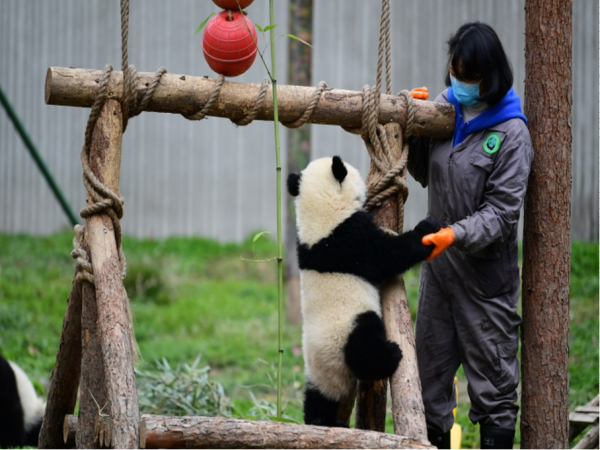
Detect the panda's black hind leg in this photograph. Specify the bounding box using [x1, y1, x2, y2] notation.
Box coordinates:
[303, 382, 348, 427]
[344, 311, 403, 381]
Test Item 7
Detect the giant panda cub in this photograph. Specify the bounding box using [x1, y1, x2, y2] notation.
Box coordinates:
[0, 354, 46, 448]
[287, 155, 440, 427]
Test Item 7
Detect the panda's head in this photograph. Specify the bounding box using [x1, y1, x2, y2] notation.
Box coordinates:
[287, 156, 367, 246]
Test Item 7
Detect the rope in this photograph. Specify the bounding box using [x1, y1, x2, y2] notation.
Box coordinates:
[345, 0, 416, 231]
[72, 224, 95, 284]
[282, 81, 328, 129]
[183, 77, 327, 129]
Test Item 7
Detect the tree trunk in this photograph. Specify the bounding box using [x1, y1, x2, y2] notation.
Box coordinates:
[38, 279, 83, 449]
[45, 67, 454, 139]
[355, 123, 427, 440]
[521, 1, 572, 448]
[84, 98, 140, 448]
[285, 0, 312, 326]
[64, 415, 435, 449]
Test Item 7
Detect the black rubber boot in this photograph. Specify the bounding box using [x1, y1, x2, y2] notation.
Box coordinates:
[427, 428, 451, 449]
[480, 425, 515, 449]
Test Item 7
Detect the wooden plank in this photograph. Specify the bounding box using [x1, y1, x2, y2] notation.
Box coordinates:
[575, 406, 600, 414]
[569, 412, 599, 425]
[44, 67, 455, 140]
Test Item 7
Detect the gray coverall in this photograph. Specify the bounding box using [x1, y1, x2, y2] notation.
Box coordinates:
[408, 90, 533, 433]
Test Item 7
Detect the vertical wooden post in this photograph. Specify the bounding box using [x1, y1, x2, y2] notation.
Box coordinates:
[356, 123, 428, 440]
[285, 0, 313, 326]
[77, 280, 108, 448]
[521, 0, 572, 447]
[38, 279, 83, 449]
[83, 98, 140, 448]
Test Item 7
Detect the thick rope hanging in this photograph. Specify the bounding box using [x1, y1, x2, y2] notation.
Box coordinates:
[356, 0, 415, 231]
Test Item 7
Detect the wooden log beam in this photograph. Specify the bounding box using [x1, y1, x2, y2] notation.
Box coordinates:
[38, 278, 83, 449]
[45, 67, 454, 140]
[63, 414, 434, 449]
[357, 123, 428, 441]
[84, 98, 139, 448]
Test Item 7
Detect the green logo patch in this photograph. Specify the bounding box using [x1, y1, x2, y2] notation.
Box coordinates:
[483, 133, 501, 154]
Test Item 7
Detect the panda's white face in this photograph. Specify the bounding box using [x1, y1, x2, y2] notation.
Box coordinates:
[293, 157, 366, 247]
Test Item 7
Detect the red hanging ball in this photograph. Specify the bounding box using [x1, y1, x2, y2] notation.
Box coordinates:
[212, 0, 254, 10]
[202, 10, 258, 77]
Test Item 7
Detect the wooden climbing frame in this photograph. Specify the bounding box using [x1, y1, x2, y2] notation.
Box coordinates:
[37, 1, 456, 448]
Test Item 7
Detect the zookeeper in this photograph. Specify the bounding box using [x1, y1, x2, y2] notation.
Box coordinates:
[407, 21, 533, 450]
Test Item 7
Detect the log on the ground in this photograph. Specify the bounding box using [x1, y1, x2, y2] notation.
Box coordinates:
[45, 67, 454, 140]
[63, 414, 434, 449]
[38, 279, 83, 449]
[85, 98, 139, 448]
[359, 123, 428, 441]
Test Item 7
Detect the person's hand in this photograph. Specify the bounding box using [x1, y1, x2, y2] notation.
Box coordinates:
[410, 87, 429, 100]
[422, 227, 454, 261]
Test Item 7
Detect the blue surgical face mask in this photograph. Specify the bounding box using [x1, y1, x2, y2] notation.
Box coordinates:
[450, 75, 481, 106]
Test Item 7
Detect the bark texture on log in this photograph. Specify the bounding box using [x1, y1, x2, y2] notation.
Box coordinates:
[38, 279, 83, 449]
[356, 123, 427, 440]
[77, 281, 107, 449]
[64, 415, 434, 449]
[355, 380, 387, 432]
[85, 99, 140, 448]
[45, 67, 454, 140]
[521, 1, 572, 449]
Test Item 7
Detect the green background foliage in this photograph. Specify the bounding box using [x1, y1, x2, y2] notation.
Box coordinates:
[0, 232, 597, 448]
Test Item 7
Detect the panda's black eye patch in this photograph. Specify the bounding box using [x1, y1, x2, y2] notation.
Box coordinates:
[287, 173, 301, 197]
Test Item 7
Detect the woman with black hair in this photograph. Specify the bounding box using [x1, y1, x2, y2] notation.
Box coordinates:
[408, 22, 533, 449]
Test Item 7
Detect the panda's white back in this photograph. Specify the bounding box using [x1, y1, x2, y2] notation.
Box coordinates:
[300, 270, 381, 401]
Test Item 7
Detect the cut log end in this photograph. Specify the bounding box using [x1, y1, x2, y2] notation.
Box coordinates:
[45, 67, 52, 104]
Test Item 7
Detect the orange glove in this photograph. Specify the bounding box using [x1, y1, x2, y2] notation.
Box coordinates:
[422, 227, 455, 261]
[410, 87, 429, 100]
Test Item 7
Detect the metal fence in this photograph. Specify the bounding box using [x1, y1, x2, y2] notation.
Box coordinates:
[1, 0, 597, 241]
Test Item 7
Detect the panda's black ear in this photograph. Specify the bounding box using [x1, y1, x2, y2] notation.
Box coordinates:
[332, 156, 347, 184]
[287, 173, 301, 197]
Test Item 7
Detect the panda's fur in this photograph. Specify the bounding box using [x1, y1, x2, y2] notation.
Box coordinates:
[287, 156, 440, 427]
[0, 354, 46, 448]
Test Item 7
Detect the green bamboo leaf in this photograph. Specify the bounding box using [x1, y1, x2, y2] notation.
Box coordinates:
[252, 230, 271, 243]
[263, 24, 277, 32]
[267, 415, 300, 424]
[193, 13, 215, 36]
[255, 23, 264, 33]
[284, 33, 312, 48]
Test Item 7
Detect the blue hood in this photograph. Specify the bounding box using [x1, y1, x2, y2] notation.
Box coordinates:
[448, 87, 527, 147]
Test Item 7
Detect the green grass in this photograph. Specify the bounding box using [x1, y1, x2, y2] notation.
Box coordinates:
[0, 233, 597, 448]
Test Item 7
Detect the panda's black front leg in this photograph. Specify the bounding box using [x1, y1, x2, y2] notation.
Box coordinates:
[303, 382, 348, 428]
